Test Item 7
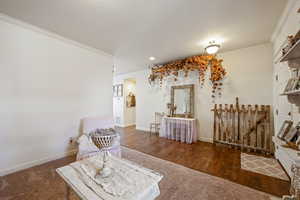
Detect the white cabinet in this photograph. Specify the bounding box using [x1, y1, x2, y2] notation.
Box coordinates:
[273, 61, 293, 134]
[273, 137, 300, 178]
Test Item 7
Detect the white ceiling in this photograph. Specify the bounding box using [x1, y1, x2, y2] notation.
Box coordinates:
[0, 0, 287, 74]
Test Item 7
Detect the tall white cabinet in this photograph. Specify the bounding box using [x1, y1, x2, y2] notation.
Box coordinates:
[273, 45, 300, 178]
[272, 0, 300, 178]
[273, 61, 293, 134]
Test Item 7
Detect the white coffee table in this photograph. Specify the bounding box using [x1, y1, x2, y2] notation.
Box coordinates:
[57, 154, 163, 200]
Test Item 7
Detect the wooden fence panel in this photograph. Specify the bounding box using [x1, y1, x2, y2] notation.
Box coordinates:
[212, 98, 272, 154]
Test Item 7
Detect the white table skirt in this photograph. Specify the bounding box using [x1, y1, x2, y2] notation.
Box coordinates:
[159, 117, 197, 144]
[57, 154, 163, 200]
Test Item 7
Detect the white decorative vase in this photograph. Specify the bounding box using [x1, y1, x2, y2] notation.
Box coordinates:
[90, 129, 117, 179]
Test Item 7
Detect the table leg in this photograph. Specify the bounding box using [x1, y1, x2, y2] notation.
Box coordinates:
[65, 182, 70, 200]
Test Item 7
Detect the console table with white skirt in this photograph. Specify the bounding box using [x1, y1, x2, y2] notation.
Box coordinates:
[159, 117, 197, 144]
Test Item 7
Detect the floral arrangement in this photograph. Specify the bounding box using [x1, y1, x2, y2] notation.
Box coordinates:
[148, 54, 226, 98]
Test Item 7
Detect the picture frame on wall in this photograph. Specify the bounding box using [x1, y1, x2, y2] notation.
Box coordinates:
[284, 127, 299, 142]
[117, 84, 123, 97]
[283, 79, 291, 93]
[284, 78, 300, 93]
[113, 84, 123, 97]
[292, 78, 300, 91]
[283, 79, 294, 93]
[290, 121, 300, 143]
[277, 120, 293, 140]
[113, 85, 118, 97]
[126, 92, 136, 107]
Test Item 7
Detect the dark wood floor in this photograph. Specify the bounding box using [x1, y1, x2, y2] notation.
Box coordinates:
[117, 126, 290, 197]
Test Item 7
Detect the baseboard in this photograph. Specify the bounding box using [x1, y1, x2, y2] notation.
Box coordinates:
[115, 124, 136, 128]
[136, 126, 150, 132]
[124, 123, 136, 127]
[0, 149, 77, 177]
[135, 128, 213, 143]
[198, 137, 213, 143]
[114, 123, 125, 127]
[115, 124, 135, 128]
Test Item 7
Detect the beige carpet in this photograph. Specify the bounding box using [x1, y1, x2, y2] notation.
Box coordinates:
[121, 147, 278, 200]
[241, 153, 289, 181]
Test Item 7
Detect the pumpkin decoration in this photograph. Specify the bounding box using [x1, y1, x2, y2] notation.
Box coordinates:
[148, 54, 226, 98]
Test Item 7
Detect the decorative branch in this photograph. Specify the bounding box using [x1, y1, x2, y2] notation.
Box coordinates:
[148, 54, 227, 98]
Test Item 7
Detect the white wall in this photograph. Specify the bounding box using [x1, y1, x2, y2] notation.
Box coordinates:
[114, 43, 273, 142]
[271, 0, 300, 134]
[0, 15, 113, 175]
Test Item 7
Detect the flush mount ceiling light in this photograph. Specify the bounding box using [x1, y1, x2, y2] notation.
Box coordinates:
[205, 41, 221, 54]
[149, 56, 156, 61]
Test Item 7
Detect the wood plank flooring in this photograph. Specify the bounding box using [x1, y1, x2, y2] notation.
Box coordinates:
[117, 126, 290, 197]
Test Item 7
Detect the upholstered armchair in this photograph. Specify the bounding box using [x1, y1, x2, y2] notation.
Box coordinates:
[76, 116, 121, 160]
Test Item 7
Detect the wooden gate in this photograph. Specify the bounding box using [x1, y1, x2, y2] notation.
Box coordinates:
[212, 98, 272, 153]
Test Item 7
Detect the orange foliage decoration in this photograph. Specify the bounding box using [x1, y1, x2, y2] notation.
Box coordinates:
[148, 54, 226, 98]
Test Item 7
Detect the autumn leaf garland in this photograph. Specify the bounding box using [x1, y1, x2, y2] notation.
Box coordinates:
[148, 54, 226, 98]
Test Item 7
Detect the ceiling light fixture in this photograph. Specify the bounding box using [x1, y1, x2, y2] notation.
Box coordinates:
[149, 56, 156, 61]
[205, 41, 221, 54]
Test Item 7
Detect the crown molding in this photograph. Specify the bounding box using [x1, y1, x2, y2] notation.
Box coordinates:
[0, 13, 113, 58]
[271, 0, 298, 43]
